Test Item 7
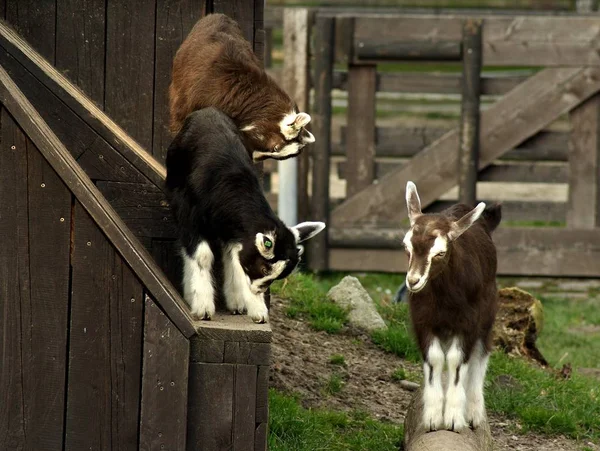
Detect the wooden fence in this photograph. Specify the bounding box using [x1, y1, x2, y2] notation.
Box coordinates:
[272, 8, 600, 277]
[0, 2, 271, 450]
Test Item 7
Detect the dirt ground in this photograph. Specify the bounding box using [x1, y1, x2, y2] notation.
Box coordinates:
[269, 296, 597, 451]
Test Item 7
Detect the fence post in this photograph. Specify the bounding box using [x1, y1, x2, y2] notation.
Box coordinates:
[458, 19, 482, 206]
[567, 93, 600, 228]
[307, 15, 334, 272]
[279, 8, 310, 226]
[346, 62, 377, 197]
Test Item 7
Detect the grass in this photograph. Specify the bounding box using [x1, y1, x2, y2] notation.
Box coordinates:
[268, 390, 404, 451]
[329, 354, 346, 366]
[535, 295, 600, 370]
[323, 374, 345, 395]
[272, 271, 600, 442]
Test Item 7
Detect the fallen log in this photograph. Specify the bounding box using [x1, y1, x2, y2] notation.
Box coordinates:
[403, 389, 492, 451]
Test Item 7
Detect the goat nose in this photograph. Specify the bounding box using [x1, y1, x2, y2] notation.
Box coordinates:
[407, 275, 420, 286]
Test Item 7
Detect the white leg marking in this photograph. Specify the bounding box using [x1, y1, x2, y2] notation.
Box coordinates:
[223, 243, 268, 323]
[444, 337, 468, 432]
[182, 243, 215, 320]
[466, 341, 489, 428]
[422, 337, 445, 431]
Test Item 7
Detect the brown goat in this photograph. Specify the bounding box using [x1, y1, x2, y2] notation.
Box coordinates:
[169, 13, 314, 161]
[403, 181, 501, 433]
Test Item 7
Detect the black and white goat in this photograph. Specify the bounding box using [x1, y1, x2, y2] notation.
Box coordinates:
[403, 181, 501, 432]
[165, 107, 325, 323]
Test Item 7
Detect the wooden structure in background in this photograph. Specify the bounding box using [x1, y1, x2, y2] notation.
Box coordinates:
[0, 2, 271, 450]
[266, 9, 600, 277]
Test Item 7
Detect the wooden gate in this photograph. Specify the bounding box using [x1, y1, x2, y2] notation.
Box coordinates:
[296, 11, 600, 277]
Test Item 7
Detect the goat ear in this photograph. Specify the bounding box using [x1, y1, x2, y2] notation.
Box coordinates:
[290, 221, 326, 243]
[293, 112, 311, 129]
[448, 202, 486, 241]
[406, 181, 422, 226]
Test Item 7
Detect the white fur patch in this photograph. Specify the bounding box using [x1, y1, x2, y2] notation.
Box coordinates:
[222, 243, 268, 323]
[250, 260, 288, 294]
[300, 129, 315, 143]
[290, 221, 326, 243]
[423, 337, 445, 431]
[406, 234, 448, 293]
[280, 111, 300, 139]
[466, 341, 489, 428]
[444, 337, 468, 431]
[182, 243, 215, 320]
[240, 124, 256, 132]
[252, 142, 302, 161]
[255, 231, 276, 260]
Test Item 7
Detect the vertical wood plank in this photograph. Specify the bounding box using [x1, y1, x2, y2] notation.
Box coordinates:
[187, 363, 235, 451]
[282, 8, 311, 222]
[213, 0, 254, 43]
[55, 0, 106, 106]
[110, 261, 144, 450]
[567, 92, 600, 228]
[21, 140, 71, 449]
[308, 15, 334, 272]
[0, 108, 28, 451]
[65, 201, 112, 450]
[105, 0, 156, 149]
[153, 0, 204, 163]
[233, 365, 257, 451]
[253, 0, 264, 65]
[458, 19, 482, 205]
[66, 202, 144, 450]
[346, 64, 377, 197]
[140, 296, 189, 451]
[5, 0, 56, 63]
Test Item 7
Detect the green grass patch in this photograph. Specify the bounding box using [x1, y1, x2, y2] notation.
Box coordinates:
[329, 354, 346, 366]
[536, 295, 600, 370]
[268, 390, 404, 451]
[323, 374, 345, 395]
[486, 352, 600, 441]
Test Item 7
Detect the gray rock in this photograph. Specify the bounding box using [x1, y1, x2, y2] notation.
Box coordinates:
[327, 276, 387, 332]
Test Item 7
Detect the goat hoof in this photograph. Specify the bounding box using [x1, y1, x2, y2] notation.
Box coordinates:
[252, 315, 268, 324]
[231, 309, 243, 315]
[199, 312, 212, 321]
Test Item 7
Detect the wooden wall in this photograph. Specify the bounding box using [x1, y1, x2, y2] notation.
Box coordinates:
[0, 106, 189, 450]
[0, 0, 264, 164]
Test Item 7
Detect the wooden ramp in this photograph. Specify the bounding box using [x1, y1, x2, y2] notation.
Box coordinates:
[0, 19, 270, 451]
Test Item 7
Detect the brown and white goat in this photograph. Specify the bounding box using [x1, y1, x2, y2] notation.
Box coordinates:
[403, 181, 501, 432]
[169, 13, 314, 161]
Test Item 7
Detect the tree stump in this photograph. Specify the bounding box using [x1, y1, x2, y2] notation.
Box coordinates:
[403, 389, 492, 451]
[493, 287, 547, 366]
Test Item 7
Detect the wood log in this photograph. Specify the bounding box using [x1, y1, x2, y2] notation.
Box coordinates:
[404, 389, 492, 451]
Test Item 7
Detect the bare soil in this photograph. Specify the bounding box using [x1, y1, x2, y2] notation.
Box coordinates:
[269, 296, 595, 451]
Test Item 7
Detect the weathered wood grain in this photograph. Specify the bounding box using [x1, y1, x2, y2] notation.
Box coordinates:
[55, 0, 106, 105]
[140, 296, 189, 451]
[346, 64, 377, 197]
[0, 20, 167, 187]
[234, 365, 258, 451]
[194, 313, 273, 344]
[255, 365, 270, 424]
[334, 127, 569, 161]
[22, 140, 71, 449]
[308, 15, 335, 271]
[187, 363, 235, 451]
[0, 108, 28, 450]
[0, 65, 196, 337]
[6, 0, 55, 63]
[567, 93, 600, 228]
[458, 19, 482, 205]
[328, 227, 600, 276]
[105, 0, 156, 150]
[153, 0, 204, 162]
[353, 15, 600, 66]
[332, 67, 600, 227]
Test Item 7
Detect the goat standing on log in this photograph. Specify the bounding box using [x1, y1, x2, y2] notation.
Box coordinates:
[403, 181, 501, 432]
[169, 13, 314, 161]
[165, 107, 325, 323]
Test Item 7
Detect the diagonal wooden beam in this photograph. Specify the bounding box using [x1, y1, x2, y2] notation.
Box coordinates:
[332, 67, 600, 227]
[0, 65, 197, 338]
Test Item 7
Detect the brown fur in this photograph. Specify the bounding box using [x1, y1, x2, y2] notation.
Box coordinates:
[407, 204, 501, 361]
[169, 14, 311, 159]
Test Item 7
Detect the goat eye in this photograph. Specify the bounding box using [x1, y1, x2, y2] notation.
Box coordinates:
[435, 252, 446, 258]
[263, 237, 273, 249]
[261, 266, 270, 276]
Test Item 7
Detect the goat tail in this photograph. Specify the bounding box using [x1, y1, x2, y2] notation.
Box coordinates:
[482, 202, 502, 233]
